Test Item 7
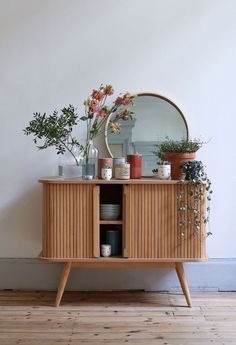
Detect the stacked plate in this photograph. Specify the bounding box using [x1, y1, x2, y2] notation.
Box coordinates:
[100, 204, 121, 220]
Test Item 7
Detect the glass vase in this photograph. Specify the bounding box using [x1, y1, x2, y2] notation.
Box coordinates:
[82, 139, 99, 179]
[58, 146, 83, 179]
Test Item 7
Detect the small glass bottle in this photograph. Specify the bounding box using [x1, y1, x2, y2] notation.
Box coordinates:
[82, 139, 99, 179]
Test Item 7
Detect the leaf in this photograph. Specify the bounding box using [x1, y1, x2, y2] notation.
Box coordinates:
[80, 116, 88, 121]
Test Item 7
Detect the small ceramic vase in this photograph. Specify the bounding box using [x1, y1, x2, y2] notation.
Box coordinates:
[101, 244, 111, 257]
[101, 167, 112, 180]
[155, 164, 171, 180]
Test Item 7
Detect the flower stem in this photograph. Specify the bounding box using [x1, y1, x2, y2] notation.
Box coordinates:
[59, 139, 79, 165]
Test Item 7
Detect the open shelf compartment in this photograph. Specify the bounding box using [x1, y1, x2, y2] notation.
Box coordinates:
[98, 184, 124, 258]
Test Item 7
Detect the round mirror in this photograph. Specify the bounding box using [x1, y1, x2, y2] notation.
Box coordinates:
[105, 93, 189, 176]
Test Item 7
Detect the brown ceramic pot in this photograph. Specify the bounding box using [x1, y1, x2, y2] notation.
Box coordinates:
[98, 158, 113, 178]
[164, 152, 196, 180]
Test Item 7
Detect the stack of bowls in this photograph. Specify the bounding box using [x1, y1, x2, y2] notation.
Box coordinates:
[100, 204, 121, 220]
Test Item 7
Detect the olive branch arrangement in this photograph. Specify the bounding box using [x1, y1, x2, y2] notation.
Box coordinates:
[23, 105, 82, 165]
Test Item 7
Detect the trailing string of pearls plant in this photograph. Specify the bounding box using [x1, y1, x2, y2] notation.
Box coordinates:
[177, 160, 213, 239]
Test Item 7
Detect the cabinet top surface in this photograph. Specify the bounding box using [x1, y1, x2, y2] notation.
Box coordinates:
[39, 176, 187, 184]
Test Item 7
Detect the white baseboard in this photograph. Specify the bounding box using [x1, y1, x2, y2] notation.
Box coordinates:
[0, 258, 235, 291]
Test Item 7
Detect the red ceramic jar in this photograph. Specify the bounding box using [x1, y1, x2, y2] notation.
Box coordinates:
[127, 154, 142, 179]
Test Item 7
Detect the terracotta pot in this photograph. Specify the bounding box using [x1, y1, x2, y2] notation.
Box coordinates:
[164, 152, 196, 180]
[98, 158, 113, 178]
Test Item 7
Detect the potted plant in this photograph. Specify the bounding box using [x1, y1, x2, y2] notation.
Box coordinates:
[153, 137, 205, 179]
[152, 160, 171, 180]
[177, 160, 212, 238]
[23, 105, 83, 178]
[80, 84, 135, 179]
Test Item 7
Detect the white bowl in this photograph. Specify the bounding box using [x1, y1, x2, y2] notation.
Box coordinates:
[100, 211, 120, 216]
[100, 210, 120, 220]
[100, 214, 120, 220]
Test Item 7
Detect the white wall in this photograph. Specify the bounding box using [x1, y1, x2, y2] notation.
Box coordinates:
[0, 0, 235, 258]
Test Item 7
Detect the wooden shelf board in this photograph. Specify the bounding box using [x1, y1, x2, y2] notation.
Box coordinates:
[99, 220, 123, 225]
[39, 177, 187, 184]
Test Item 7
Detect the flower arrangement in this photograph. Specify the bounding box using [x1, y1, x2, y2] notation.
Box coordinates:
[23, 84, 135, 175]
[80, 84, 135, 159]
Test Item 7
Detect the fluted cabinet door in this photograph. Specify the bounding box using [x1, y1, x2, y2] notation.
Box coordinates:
[42, 183, 94, 259]
[124, 184, 206, 259]
[93, 185, 100, 258]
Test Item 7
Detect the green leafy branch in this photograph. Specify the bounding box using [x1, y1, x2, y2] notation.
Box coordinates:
[23, 105, 83, 165]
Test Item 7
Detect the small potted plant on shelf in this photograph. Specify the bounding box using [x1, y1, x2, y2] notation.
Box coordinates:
[177, 160, 213, 238]
[23, 105, 83, 178]
[153, 137, 206, 180]
[152, 160, 171, 180]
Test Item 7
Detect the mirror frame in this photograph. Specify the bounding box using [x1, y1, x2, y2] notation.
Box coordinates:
[105, 92, 189, 157]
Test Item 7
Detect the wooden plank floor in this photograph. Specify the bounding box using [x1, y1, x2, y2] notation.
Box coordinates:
[0, 291, 236, 345]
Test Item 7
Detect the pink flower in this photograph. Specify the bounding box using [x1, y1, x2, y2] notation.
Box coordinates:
[110, 122, 121, 133]
[122, 98, 132, 106]
[116, 109, 132, 122]
[104, 85, 114, 96]
[115, 93, 134, 106]
[121, 93, 133, 105]
[98, 108, 106, 117]
[92, 89, 104, 101]
[88, 100, 99, 114]
[123, 115, 130, 121]
[114, 96, 123, 105]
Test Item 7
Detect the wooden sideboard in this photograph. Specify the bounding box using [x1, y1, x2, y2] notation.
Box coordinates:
[39, 177, 207, 307]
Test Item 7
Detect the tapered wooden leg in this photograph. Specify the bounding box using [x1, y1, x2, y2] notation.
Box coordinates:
[55, 262, 72, 307]
[175, 262, 192, 308]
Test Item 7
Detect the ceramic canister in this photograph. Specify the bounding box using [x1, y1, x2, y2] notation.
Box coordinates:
[127, 154, 142, 179]
[115, 163, 130, 180]
[105, 230, 122, 256]
[113, 157, 126, 177]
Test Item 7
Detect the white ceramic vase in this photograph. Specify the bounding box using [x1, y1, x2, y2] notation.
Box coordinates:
[101, 244, 111, 257]
[101, 168, 112, 180]
[154, 164, 171, 180]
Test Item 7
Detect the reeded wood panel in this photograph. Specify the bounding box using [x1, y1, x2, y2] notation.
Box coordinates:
[125, 184, 206, 259]
[42, 183, 94, 259]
